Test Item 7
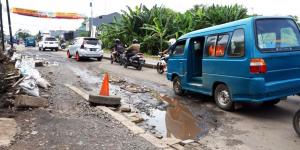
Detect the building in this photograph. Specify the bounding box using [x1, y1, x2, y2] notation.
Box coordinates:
[49, 30, 68, 38]
[74, 12, 120, 38]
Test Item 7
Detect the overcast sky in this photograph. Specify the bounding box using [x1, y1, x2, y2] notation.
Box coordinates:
[1, 0, 299, 35]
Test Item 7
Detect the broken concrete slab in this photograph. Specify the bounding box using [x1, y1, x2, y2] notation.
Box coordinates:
[89, 95, 121, 106]
[0, 118, 17, 147]
[65, 84, 121, 106]
[14, 95, 49, 108]
[127, 113, 144, 124]
[34, 60, 44, 67]
[120, 105, 131, 112]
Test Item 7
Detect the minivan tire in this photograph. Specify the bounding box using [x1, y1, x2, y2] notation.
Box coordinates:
[173, 76, 185, 96]
[214, 84, 234, 111]
[97, 57, 102, 61]
[293, 109, 300, 137]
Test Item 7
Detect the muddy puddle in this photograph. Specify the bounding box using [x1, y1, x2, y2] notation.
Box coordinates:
[140, 95, 204, 140]
[64, 63, 212, 141]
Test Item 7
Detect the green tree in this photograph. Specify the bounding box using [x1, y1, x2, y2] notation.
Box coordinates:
[16, 31, 31, 40]
[98, 4, 249, 55]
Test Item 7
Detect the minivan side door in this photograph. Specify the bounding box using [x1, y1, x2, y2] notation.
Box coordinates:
[168, 40, 188, 81]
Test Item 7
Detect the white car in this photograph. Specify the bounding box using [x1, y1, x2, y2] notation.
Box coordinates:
[67, 37, 103, 61]
[38, 37, 59, 51]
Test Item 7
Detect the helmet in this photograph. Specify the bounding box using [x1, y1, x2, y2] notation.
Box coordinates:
[115, 39, 121, 43]
[168, 38, 176, 46]
[132, 39, 138, 44]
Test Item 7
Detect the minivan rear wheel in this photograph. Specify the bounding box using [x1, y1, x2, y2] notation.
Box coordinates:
[173, 76, 185, 96]
[214, 84, 234, 111]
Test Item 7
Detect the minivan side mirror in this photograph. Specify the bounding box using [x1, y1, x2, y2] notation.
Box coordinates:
[80, 44, 84, 49]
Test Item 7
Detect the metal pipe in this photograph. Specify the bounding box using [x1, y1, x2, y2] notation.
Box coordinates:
[6, 0, 13, 49]
[0, 1, 5, 51]
[90, 0, 93, 37]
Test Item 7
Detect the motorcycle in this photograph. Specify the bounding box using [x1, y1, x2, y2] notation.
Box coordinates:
[111, 50, 124, 65]
[293, 108, 300, 137]
[157, 52, 168, 74]
[122, 53, 145, 70]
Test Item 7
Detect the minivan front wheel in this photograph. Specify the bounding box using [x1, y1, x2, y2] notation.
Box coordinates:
[173, 76, 185, 96]
[214, 84, 234, 111]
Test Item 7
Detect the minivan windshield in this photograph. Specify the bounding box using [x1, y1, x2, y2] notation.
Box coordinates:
[256, 18, 300, 52]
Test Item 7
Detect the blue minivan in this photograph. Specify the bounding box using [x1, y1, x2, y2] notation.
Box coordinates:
[167, 16, 300, 110]
[25, 37, 36, 47]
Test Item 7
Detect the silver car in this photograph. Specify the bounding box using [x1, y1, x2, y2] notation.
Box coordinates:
[67, 37, 103, 61]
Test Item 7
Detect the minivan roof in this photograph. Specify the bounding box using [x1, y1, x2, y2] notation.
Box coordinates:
[179, 16, 293, 40]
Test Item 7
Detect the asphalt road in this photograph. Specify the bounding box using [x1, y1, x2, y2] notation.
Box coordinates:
[18, 46, 300, 150]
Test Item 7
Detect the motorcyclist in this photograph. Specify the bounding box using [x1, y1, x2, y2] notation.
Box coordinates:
[112, 39, 124, 61]
[126, 39, 140, 60]
[160, 38, 176, 63]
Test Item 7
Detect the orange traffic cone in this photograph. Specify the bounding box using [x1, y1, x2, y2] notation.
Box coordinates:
[99, 73, 109, 96]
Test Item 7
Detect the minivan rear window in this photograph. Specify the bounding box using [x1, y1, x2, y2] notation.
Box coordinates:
[45, 37, 57, 41]
[84, 39, 99, 45]
[256, 18, 300, 52]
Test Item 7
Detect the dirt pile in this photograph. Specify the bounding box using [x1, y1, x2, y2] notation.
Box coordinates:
[0, 52, 23, 109]
[0, 52, 10, 93]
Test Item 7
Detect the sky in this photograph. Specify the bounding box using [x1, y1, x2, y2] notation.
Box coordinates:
[0, 0, 299, 35]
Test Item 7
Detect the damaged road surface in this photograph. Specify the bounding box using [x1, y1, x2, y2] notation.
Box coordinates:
[4, 48, 157, 150]
[3, 46, 300, 150]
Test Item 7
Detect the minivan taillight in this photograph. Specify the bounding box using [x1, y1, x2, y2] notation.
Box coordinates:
[250, 58, 267, 74]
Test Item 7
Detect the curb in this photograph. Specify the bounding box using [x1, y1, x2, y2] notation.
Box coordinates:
[102, 56, 157, 69]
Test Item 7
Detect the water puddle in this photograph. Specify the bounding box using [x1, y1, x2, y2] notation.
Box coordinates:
[69, 67, 120, 95]
[142, 95, 203, 140]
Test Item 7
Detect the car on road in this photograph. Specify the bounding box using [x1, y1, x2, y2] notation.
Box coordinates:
[38, 37, 59, 51]
[67, 37, 103, 61]
[25, 37, 36, 47]
[167, 16, 300, 111]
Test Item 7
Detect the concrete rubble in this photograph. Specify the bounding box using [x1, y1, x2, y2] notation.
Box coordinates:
[120, 104, 131, 112]
[14, 95, 49, 108]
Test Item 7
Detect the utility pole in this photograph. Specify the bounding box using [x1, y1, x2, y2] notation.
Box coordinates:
[6, 0, 13, 50]
[90, 0, 93, 37]
[0, 1, 5, 51]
